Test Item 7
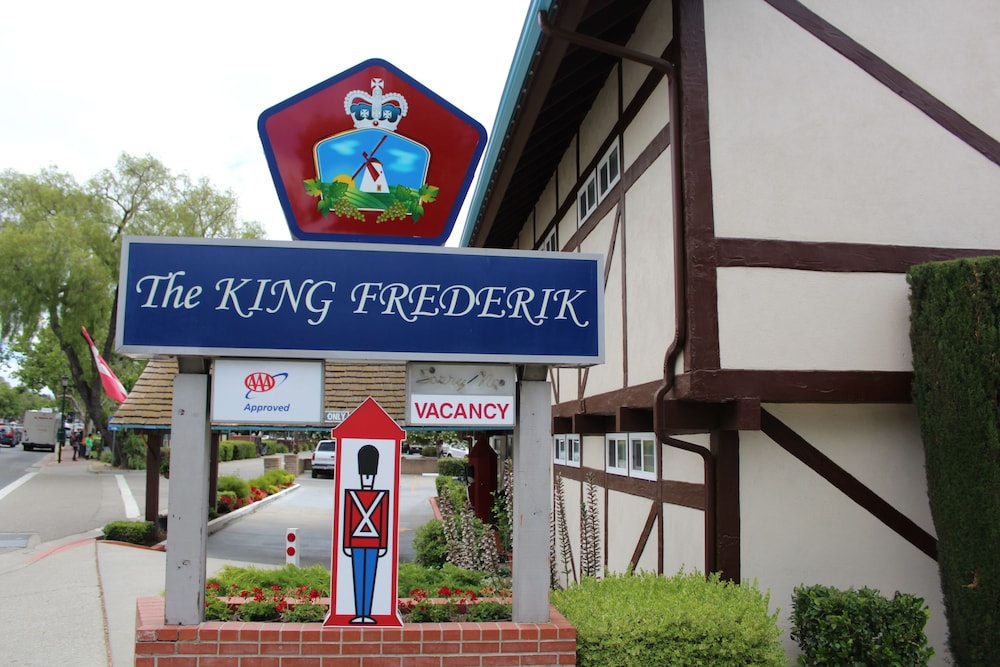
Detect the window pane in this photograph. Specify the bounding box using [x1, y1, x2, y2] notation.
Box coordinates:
[599, 163, 609, 194]
[569, 435, 580, 462]
[629, 437, 656, 475]
[609, 146, 620, 182]
[587, 179, 596, 204]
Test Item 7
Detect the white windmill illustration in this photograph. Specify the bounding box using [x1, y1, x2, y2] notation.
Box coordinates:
[352, 134, 389, 193]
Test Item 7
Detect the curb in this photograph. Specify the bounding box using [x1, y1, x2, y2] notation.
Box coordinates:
[151, 482, 303, 549]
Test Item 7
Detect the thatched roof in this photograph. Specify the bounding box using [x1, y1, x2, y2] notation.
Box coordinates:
[111, 358, 405, 431]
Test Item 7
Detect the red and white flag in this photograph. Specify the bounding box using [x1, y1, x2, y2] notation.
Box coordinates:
[81, 326, 128, 403]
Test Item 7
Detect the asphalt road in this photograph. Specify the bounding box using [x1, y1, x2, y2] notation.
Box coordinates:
[206, 472, 438, 567]
[0, 450, 438, 569]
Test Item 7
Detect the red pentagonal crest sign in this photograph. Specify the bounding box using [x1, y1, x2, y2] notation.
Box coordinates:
[258, 59, 487, 245]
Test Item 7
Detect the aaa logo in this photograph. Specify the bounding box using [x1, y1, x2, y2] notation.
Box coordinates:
[244, 372, 289, 399]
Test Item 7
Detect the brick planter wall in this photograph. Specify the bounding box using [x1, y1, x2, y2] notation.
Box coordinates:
[134, 597, 577, 666]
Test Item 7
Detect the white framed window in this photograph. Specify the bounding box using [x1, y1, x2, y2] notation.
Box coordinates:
[577, 172, 598, 226]
[597, 140, 621, 200]
[566, 434, 581, 467]
[606, 433, 628, 475]
[540, 227, 558, 252]
[577, 139, 621, 227]
[629, 433, 656, 480]
[554, 434, 568, 465]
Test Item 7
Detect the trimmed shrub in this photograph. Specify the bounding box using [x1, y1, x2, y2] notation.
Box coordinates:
[218, 441, 234, 461]
[217, 474, 250, 501]
[207, 564, 330, 595]
[249, 469, 295, 490]
[421, 444, 437, 458]
[228, 440, 257, 460]
[791, 584, 932, 666]
[397, 562, 497, 597]
[551, 570, 784, 667]
[412, 520, 448, 568]
[437, 457, 466, 477]
[909, 257, 1000, 665]
[435, 474, 469, 509]
[102, 520, 161, 546]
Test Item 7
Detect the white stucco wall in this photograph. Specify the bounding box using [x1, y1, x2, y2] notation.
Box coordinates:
[606, 489, 657, 572]
[662, 434, 707, 484]
[578, 206, 624, 397]
[705, 0, 1000, 248]
[622, 0, 673, 103]
[579, 70, 620, 171]
[623, 151, 677, 385]
[741, 403, 947, 664]
[662, 503, 704, 575]
[802, 0, 1000, 141]
[716, 267, 912, 371]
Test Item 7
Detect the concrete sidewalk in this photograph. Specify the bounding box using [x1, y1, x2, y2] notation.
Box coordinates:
[0, 454, 296, 666]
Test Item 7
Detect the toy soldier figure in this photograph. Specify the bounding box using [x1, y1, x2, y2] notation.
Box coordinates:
[342, 445, 389, 624]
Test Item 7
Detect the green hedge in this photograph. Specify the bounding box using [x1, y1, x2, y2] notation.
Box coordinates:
[791, 584, 932, 666]
[217, 474, 250, 500]
[412, 519, 448, 568]
[102, 520, 162, 546]
[437, 457, 466, 477]
[551, 571, 784, 667]
[909, 257, 1000, 665]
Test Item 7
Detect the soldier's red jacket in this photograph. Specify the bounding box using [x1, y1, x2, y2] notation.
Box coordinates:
[344, 489, 389, 549]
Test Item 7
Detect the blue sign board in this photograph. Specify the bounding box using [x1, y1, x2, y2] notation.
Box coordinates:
[116, 238, 604, 365]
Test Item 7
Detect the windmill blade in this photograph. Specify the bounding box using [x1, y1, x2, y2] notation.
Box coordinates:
[352, 134, 390, 180]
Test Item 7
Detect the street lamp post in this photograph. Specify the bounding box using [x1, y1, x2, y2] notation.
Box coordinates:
[59, 375, 68, 463]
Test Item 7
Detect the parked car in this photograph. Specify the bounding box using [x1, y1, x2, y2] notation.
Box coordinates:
[440, 442, 469, 458]
[0, 423, 22, 447]
[311, 439, 336, 478]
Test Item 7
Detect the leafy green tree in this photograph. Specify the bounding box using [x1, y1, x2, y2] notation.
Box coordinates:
[0, 153, 264, 448]
[0, 377, 53, 420]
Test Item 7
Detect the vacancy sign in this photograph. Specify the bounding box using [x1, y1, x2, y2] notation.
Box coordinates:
[406, 363, 515, 427]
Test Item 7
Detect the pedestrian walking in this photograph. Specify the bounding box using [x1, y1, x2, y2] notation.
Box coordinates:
[83, 433, 93, 460]
[71, 431, 81, 461]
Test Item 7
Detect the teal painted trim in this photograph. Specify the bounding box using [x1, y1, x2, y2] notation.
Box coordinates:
[460, 0, 553, 247]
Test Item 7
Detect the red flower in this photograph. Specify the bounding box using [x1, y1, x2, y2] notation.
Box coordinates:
[438, 586, 452, 597]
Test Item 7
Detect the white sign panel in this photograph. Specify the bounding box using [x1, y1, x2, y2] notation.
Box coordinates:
[406, 363, 516, 427]
[212, 359, 323, 423]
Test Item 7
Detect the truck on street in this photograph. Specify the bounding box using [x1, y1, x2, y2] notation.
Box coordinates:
[21, 410, 61, 452]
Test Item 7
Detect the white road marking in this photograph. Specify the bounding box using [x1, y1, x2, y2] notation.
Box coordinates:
[116, 474, 141, 518]
[0, 472, 37, 503]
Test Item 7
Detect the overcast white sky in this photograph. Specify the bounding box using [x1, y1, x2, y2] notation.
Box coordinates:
[0, 1, 531, 245]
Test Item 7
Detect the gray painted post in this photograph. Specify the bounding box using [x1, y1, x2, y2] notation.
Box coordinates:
[512, 376, 552, 622]
[164, 372, 212, 624]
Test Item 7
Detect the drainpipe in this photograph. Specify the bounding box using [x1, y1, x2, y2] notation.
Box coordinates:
[538, 10, 716, 574]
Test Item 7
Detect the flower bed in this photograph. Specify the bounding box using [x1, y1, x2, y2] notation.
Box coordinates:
[203, 580, 513, 624]
[134, 596, 577, 666]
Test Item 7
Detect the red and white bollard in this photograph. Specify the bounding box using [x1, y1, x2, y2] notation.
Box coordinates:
[285, 528, 300, 566]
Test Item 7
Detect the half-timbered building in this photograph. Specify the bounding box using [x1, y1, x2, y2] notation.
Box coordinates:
[464, 1, 1000, 661]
